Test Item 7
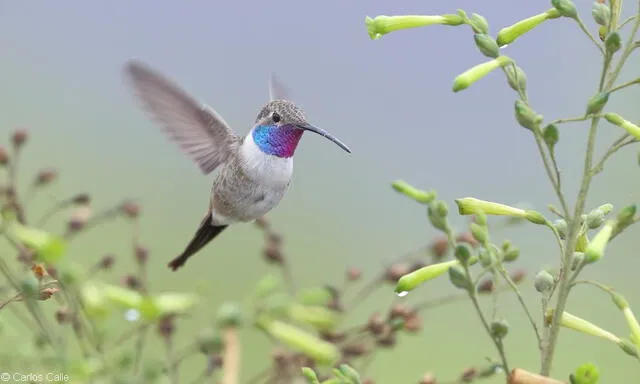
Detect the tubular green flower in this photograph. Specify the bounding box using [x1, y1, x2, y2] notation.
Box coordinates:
[554, 310, 621, 343]
[604, 113, 640, 140]
[455, 197, 526, 217]
[496, 9, 561, 47]
[365, 14, 464, 40]
[452, 56, 512, 92]
[584, 220, 615, 263]
[395, 259, 461, 294]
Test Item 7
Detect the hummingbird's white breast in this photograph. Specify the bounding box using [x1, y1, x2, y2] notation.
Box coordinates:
[209, 132, 294, 225]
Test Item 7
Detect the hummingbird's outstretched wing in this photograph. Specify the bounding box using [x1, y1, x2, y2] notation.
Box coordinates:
[124, 60, 240, 175]
[269, 73, 290, 101]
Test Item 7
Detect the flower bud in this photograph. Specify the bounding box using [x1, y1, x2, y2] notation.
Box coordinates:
[12, 129, 28, 148]
[586, 209, 605, 229]
[554, 219, 567, 239]
[605, 31, 622, 55]
[515, 100, 543, 130]
[542, 124, 559, 150]
[448, 265, 471, 290]
[470, 13, 489, 34]
[502, 246, 520, 262]
[597, 203, 614, 216]
[34, 169, 58, 187]
[490, 319, 509, 339]
[259, 319, 340, 365]
[197, 328, 223, 354]
[505, 64, 527, 94]
[478, 248, 495, 267]
[455, 197, 526, 217]
[618, 339, 639, 357]
[216, 302, 243, 328]
[572, 363, 600, 384]
[553, 310, 621, 344]
[454, 243, 472, 264]
[452, 56, 512, 92]
[552, 0, 578, 18]
[604, 113, 640, 141]
[496, 9, 561, 47]
[473, 34, 500, 58]
[534, 270, 554, 293]
[391, 180, 436, 204]
[470, 222, 488, 244]
[586, 92, 610, 116]
[365, 14, 465, 40]
[592, 2, 611, 26]
[616, 204, 636, 228]
[427, 201, 449, 232]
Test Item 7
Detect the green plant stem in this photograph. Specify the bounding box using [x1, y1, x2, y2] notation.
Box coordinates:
[549, 116, 591, 126]
[461, 264, 510, 377]
[620, 15, 637, 29]
[593, 134, 637, 175]
[165, 336, 180, 384]
[540, 3, 640, 373]
[574, 17, 605, 54]
[498, 267, 542, 348]
[609, 77, 640, 93]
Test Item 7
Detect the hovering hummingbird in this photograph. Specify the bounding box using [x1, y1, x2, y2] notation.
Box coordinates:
[123, 60, 352, 271]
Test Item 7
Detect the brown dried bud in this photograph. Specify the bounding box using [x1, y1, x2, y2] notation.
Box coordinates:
[477, 278, 495, 294]
[0, 146, 8, 166]
[341, 343, 367, 357]
[34, 169, 58, 186]
[376, 326, 396, 347]
[38, 287, 60, 301]
[121, 274, 142, 290]
[388, 303, 409, 320]
[456, 232, 480, 248]
[367, 312, 386, 335]
[263, 242, 283, 264]
[347, 266, 362, 281]
[158, 315, 175, 339]
[385, 263, 409, 283]
[419, 373, 437, 384]
[404, 313, 422, 333]
[207, 354, 223, 373]
[55, 306, 72, 324]
[320, 331, 346, 343]
[271, 347, 290, 369]
[293, 353, 315, 370]
[72, 193, 91, 205]
[135, 244, 149, 264]
[99, 254, 115, 270]
[430, 236, 449, 260]
[362, 380, 376, 384]
[120, 200, 141, 218]
[68, 205, 92, 232]
[460, 367, 478, 382]
[510, 269, 527, 284]
[255, 216, 269, 230]
[12, 128, 28, 148]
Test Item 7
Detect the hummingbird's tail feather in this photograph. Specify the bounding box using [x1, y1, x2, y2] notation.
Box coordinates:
[168, 213, 227, 271]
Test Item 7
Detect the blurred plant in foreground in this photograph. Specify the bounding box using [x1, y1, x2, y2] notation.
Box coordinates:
[0, 130, 528, 384]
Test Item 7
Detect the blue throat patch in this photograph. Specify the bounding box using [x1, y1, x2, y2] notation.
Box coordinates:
[252, 124, 303, 158]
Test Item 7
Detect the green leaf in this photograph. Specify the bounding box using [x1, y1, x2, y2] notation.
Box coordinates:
[8, 221, 66, 264]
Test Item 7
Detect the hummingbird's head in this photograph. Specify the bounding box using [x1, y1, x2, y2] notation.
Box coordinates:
[250, 100, 351, 158]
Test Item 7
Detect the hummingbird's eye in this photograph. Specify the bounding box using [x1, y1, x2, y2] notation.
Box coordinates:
[271, 112, 281, 123]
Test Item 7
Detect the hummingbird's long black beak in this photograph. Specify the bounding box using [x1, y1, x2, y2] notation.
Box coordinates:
[296, 123, 352, 153]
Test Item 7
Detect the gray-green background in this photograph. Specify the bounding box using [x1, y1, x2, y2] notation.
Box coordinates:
[1, 1, 639, 382]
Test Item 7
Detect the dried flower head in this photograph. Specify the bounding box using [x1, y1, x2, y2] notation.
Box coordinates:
[34, 169, 58, 186]
[12, 128, 28, 148]
[120, 200, 141, 218]
[430, 236, 449, 259]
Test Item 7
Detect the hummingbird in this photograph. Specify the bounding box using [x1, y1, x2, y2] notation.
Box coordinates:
[123, 60, 352, 271]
